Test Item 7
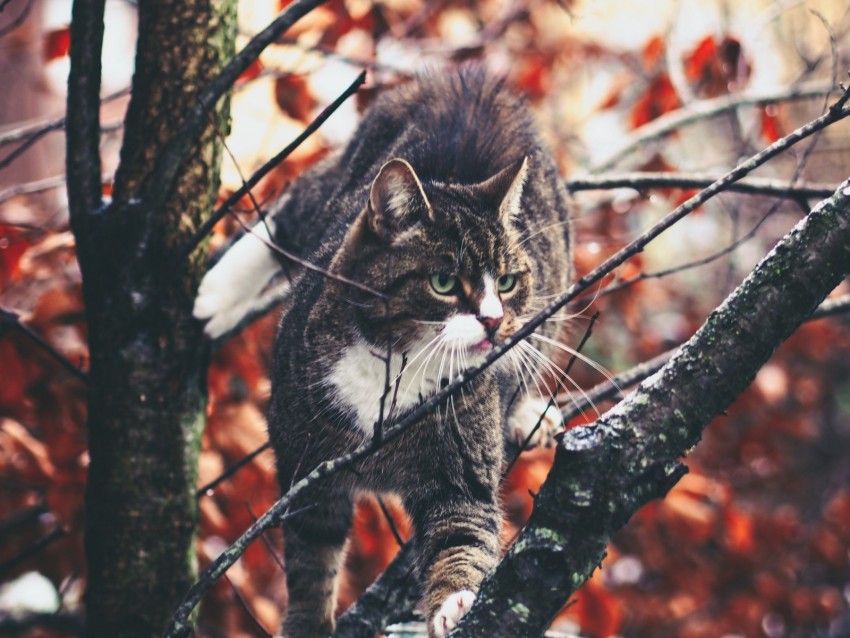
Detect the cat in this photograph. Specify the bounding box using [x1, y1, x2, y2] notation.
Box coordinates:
[194, 68, 573, 638]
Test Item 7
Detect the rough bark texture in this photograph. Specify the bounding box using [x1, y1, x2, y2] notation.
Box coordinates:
[67, 1, 237, 637]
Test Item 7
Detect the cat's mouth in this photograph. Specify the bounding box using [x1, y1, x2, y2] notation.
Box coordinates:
[471, 337, 495, 352]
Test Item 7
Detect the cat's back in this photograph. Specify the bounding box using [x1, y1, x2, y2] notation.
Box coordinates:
[273, 69, 567, 259]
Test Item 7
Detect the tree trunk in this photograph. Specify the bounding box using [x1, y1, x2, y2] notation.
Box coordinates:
[66, 1, 237, 636]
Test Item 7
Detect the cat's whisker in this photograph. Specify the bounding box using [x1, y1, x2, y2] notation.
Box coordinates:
[518, 341, 601, 419]
[505, 349, 532, 403]
[511, 341, 548, 405]
[530, 333, 621, 391]
[399, 332, 446, 383]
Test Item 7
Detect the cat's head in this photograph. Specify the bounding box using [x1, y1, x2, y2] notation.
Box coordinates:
[332, 157, 538, 370]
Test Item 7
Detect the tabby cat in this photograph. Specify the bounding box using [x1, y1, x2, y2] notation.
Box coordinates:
[194, 68, 573, 638]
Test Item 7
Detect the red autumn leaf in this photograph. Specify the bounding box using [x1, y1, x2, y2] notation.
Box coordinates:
[514, 54, 550, 100]
[0, 225, 33, 284]
[684, 35, 750, 97]
[275, 74, 315, 121]
[642, 35, 665, 69]
[629, 73, 681, 128]
[722, 506, 755, 554]
[685, 35, 718, 82]
[570, 571, 624, 638]
[44, 27, 71, 61]
[761, 105, 783, 143]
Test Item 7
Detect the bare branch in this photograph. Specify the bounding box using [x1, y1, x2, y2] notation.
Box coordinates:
[811, 291, 850, 318]
[590, 81, 837, 172]
[566, 172, 836, 200]
[0, 88, 129, 149]
[0, 307, 88, 382]
[195, 442, 271, 499]
[0, 0, 34, 39]
[0, 172, 115, 207]
[65, 0, 107, 232]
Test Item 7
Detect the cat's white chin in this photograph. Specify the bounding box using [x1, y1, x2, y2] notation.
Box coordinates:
[442, 314, 490, 352]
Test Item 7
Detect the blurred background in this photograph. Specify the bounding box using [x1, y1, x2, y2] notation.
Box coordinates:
[1, 0, 849, 636]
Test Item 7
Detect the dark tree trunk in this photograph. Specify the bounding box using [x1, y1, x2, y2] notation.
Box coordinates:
[66, 1, 237, 636]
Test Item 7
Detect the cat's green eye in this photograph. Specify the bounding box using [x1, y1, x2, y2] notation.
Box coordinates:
[497, 274, 517, 293]
[430, 273, 459, 295]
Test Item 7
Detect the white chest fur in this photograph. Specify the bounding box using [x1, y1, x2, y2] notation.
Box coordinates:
[326, 340, 440, 434]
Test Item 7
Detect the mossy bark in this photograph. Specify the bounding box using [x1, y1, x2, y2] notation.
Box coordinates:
[67, 1, 237, 637]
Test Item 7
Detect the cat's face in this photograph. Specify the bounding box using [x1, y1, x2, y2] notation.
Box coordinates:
[335, 158, 536, 372]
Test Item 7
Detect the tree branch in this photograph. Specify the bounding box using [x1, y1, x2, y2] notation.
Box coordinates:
[590, 81, 837, 172]
[65, 0, 106, 242]
[566, 172, 836, 200]
[180, 69, 366, 260]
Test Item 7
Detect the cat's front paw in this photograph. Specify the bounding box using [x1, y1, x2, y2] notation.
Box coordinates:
[433, 590, 475, 637]
[507, 394, 563, 448]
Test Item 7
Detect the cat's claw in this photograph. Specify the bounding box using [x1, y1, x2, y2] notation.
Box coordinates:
[507, 395, 563, 448]
[433, 590, 476, 637]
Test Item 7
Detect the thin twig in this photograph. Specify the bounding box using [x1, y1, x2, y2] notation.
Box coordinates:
[181, 69, 366, 260]
[0, 526, 66, 575]
[0, 307, 88, 382]
[0, 89, 129, 149]
[223, 574, 273, 638]
[376, 495, 406, 548]
[0, 172, 115, 207]
[0, 0, 34, 39]
[811, 292, 850, 319]
[245, 502, 287, 572]
[195, 442, 271, 499]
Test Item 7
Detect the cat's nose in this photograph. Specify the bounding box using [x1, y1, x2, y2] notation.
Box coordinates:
[477, 314, 502, 333]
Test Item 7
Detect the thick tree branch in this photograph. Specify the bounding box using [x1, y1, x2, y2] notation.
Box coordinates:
[65, 0, 106, 245]
[452, 176, 850, 635]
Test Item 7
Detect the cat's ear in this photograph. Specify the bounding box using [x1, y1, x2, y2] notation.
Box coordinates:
[479, 157, 529, 223]
[367, 158, 433, 240]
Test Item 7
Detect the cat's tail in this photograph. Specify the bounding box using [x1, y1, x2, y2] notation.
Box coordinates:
[193, 219, 290, 339]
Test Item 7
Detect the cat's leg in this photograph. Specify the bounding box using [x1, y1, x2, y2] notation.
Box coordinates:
[411, 492, 502, 638]
[396, 431, 502, 638]
[280, 489, 352, 638]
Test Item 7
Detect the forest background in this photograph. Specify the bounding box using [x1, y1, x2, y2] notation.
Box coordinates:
[1, 0, 849, 637]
